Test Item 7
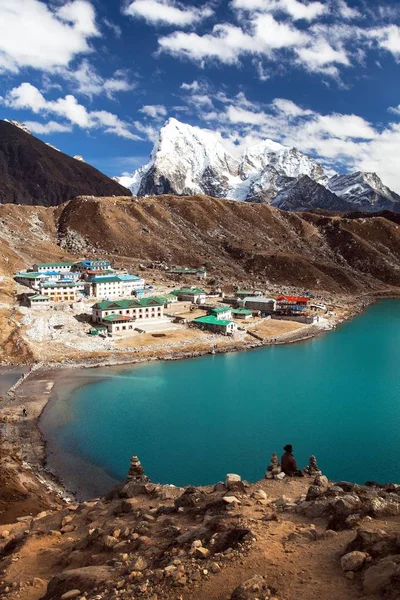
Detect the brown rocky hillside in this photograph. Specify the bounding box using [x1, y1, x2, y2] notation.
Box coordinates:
[0, 194, 400, 292]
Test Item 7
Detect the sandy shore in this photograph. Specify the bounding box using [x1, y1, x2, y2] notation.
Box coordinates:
[0, 291, 398, 509]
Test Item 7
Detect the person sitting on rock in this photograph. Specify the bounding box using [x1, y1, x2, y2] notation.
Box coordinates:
[281, 444, 304, 477]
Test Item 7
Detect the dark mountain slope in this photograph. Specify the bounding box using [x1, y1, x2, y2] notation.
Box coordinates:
[271, 176, 353, 212]
[0, 120, 131, 206]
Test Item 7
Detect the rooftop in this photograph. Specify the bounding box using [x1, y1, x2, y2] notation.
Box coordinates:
[34, 261, 76, 268]
[276, 295, 309, 303]
[232, 308, 253, 315]
[93, 297, 163, 310]
[40, 282, 78, 288]
[79, 259, 110, 266]
[102, 315, 133, 323]
[92, 275, 143, 284]
[172, 287, 206, 295]
[243, 297, 276, 303]
[170, 267, 206, 274]
[209, 306, 231, 314]
[193, 315, 233, 326]
[15, 272, 45, 279]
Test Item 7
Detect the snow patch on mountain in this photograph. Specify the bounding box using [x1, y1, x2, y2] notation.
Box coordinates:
[4, 119, 31, 135]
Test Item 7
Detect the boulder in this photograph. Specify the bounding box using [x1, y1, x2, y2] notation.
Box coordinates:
[42, 566, 114, 600]
[175, 487, 206, 509]
[346, 528, 388, 554]
[363, 557, 398, 595]
[306, 485, 324, 501]
[251, 489, 267, 501]
[341, 551, 368, 572]
[230, 575, 273, 600]
[225, 474, 246, 493]
[60, 592, 81, 600]
[223, 496, 241, 505]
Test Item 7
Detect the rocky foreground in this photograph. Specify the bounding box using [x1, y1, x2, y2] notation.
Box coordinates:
[0, 456, 400, 600]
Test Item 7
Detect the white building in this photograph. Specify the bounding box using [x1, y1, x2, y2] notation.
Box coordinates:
[90, 274, 145, 299]
[32, 261, 76, 273]
[172, 287, 206, 304]
[15, 272, 48, 289]
[240, 297, 277, 315]
[92, 297, 164, 336]
[28, 294, 51, 308]
[207, 306, 232, 320]
[39, 281, 85, 303]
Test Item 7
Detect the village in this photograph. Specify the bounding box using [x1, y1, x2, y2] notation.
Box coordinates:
[12, 258, 335, 361]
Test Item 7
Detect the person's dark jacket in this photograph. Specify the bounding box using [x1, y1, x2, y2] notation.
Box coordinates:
[281, 451, 298, 475]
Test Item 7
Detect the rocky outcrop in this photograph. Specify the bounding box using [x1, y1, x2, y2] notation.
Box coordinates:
[298, 480, 400, 530]
[340, 527, 400, 597]
[0, 120, 131, 206]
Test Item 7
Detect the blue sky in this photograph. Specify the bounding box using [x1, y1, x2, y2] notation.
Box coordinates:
[1, 0, 400, 190]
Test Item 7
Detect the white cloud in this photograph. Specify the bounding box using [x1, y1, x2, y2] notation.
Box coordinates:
[336, 0, 360, 20]
[295, 38, 350, 75]
[372, 25, 400, 57]
[226, 106, 268, 125]
[271, 98, 314, 118]
[0, 0, 99, 73]
[1, 82, 140, 139]
[24, 120, 73, 134]
[158, 0, 400, 81]
[180, 81, 201, 92]
[124, 0, 213, 27]
[58, 60, 135, 99]
[139, 104, 167, 119]
[232, 0, 327, 21]
[159, 15, 308, 64]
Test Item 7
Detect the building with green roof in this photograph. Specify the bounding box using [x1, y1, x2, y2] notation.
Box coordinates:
[33, 261, 76, 273]
[171, 287, 206, 304]
[91, 296, 165, 336]
[28, 294, 50, 308]
[232, 308, 253, 319]
[169, 266, 207, 279]
[193, 315, 237, 335]
[208, 306, 232, 320]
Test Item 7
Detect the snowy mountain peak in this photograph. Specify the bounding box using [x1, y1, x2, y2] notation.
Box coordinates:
[130, 119, 239, 198]
[327, 171, 400, 211]
[118, 119, 329, 202]
[115, 119, 400, 213]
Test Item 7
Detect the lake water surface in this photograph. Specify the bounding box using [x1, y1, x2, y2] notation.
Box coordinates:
[40, 300, 400, 499]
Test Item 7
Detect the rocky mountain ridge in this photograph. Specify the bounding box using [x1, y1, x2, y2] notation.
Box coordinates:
[0, 120, 131, 206]
[117, 119, 400, 213]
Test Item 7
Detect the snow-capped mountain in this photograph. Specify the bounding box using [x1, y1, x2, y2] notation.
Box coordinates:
[327, 172, 400, 212]
[119, 119, 239, 198]
[117, 119, 400, 213]
[118, 118, 328, 203]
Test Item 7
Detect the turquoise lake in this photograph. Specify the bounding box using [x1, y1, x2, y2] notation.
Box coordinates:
[40, 300, 400, 499]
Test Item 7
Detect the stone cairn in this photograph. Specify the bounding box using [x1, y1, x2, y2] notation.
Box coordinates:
[304, 455, 322, 477]
[265, 453, 282, 479]
[126, 455, 149, 484]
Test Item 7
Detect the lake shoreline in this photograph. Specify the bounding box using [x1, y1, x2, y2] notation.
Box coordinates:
[0, 290, 399, 506]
